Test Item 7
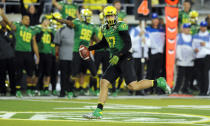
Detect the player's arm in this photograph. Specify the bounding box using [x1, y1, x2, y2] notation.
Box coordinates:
[90, 33, 101, 45]
[54, 29, 61, 61]
[88, 36, 109, 51]
[33, 35, 40, 64]
[37, 0, 44, 16]
[53, 17, 74, 28]
[116, 30, 132, 57]
[76, 10, 80, 19]
[52, 0, 62, 11]
[20, 0, 28, 15]
[0, 8, 16, 31]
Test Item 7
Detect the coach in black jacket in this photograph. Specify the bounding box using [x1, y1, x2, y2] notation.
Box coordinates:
[0, 20, 16, 96]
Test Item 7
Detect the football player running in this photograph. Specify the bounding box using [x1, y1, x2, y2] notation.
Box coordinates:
[82, 6, 171, 119]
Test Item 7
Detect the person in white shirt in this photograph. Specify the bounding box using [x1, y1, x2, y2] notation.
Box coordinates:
[145, 13, 165, 93]
[192, 21, 210, 96]
[129, 20, 150, 95]
[173, 23, 194, 94]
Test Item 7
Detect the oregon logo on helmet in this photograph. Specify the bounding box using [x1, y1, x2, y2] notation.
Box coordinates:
[80, 9, 92, 23]
[103, 6, 117, 26]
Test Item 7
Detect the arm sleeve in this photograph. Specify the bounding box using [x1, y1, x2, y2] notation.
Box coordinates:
[116, 30, 132, 57]
[20, 0, 28, 15]
[54, 30, 61, 46]
[37, 0, 44, 16]
[88, 36, 109, 51]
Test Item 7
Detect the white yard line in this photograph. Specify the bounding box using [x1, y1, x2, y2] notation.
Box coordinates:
[1, 96, 210, 100]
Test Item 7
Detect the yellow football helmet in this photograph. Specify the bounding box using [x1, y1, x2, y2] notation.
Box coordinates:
[103, 6, 117, 25]
[80, 9, 92, 23]
[189, 10, 199, 24]
[99, 12, 104, 24]
[50, 12, 63, 29]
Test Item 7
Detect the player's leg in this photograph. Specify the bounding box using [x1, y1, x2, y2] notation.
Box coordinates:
[83, 65, 119, 119]
[7, 58, 17, 96]
[15, 51, 24, 97]
[0, 59, 7, 96]
[50, 55, 58, 96]
[43, 54, 53, 96]
[24, 52, 36, 96]
[72, 52, 85, 95]
[36, 54, 45, 96]
[181, 67, 192, 94]
[67, 60, 75, 99]
[173, 66, 185, 94]
[59, 60, 68, 97]
[121, 57, 171, 94]
[87, 58, 97, 95]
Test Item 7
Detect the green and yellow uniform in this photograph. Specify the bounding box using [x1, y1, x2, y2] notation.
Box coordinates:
[94, 24, 104, 52]
[178, 10, 191, 25]
[101, 21, 128, 55]
[73, 19, 97, 52]
[59, 1, 78, 19]
[190, 24, 199, 35]
[118, 11, 127, 21]
[14, 22, 35, 52]
[34, 25, 55, 54]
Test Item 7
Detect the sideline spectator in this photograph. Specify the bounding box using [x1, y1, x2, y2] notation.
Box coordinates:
[173, 23, 194, 94]
[146, 13, 165, 80]
[145, 13, 165, 94]
[20, 0, 44, 26]
[113, 0, 126, 22]
[129, 20, 150, 95]
[192, 21, 210, 96]
[0, 8, 39, 97]
[54, 17, 76, 98]
[0, 20, 16, 96]
[178, 0, 192, 27]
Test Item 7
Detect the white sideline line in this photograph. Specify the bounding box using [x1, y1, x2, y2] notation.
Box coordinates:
[0, 95, 210, 100]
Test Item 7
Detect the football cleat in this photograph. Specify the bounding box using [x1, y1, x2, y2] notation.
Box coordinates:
[67, 92, 73, 99]
[83, 108, 103, 119]
[156, 77, 171, 94]
[26, 89, 32, 97]
[16, 91, 23, 98]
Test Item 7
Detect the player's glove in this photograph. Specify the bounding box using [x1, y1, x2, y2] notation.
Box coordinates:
[109, 55, 119, 65]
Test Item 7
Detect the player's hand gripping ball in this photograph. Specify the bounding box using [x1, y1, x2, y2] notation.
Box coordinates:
[79, 45, 90, 60]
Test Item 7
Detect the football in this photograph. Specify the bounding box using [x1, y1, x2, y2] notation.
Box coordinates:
[79, 45, 90, 60]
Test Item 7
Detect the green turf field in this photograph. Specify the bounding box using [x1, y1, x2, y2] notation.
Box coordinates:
[0, 96, 210, 126]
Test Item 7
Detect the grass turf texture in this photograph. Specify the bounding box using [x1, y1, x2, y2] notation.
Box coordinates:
[0, 98, 210, 126]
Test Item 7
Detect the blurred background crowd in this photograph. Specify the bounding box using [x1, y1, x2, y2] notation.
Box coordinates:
[0, 0, 210, 98]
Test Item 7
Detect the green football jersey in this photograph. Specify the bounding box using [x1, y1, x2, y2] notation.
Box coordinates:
[73, 19, 97, 52]
[34, 25, 55, 54]
[102, 21, 128, 55]
[190, 24, 199, 35]
[59, 2, 78, 19]
[14, 22, 35, 52]
[50, 29, 57, 56]
[178, 10, 190, 25]
[118, 11, 127, 21]
[94, 24, 105, 52]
